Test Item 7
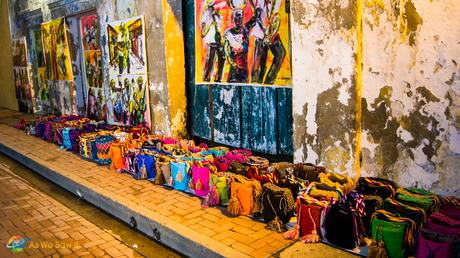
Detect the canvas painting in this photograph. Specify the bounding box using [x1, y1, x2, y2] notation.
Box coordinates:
[86, 87, 106, 121]
[106, 15, 150, 127]
[41, 17, 73, 81]
[84, 50, 103, 88]
[12, 37, 34, 113]
[106, 15, 147, 75]
[195, 0, 291, 86]
[12, 38, 28, 66]
[109, 74, 150, 127]
[48, 81, 77, 115]
[81, 15, 100, 51]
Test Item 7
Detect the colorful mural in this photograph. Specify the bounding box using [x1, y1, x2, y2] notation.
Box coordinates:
[41, 17, 73, 81]
[12, 37, 34, 113]
[106, 15, 150, 127]
[195, 0, 291, 86]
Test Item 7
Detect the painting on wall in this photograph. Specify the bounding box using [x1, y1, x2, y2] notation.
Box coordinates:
[106, 15, 147, 75]
[109, 74, 150, 127]
[106, 15, 150, 127]
[84, 50, 103, 88]
[47, 80, 77, 115]
[80, 14, 105, 120]
[12, 37, 34, 113]
[41, 17, 73, 81]
[81, 15, 100, 51]
[194, 0, 291, 86]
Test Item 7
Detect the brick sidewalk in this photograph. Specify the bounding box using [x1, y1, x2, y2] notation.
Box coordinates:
[0, 112, 294, 257]
[0, 163, 141, 258]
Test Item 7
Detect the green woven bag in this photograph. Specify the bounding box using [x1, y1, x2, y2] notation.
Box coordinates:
[371, 218, 407, 258]
[396, 189, 434, 215]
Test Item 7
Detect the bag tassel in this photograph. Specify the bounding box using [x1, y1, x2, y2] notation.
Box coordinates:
[227, 196, 242, 215]
[266, 217, 284, 233]
[300, 230, 320, 243]
[168, 176, 174, 186]
[284, 203, 302, 240]
[176, 171, 183, 182]
[195, 178, 203, 191]
[189, 179, 195, 190]
[300, 208, 320, 243]
[141, 166, 147, 179]
[367, 225, 388, 258]
[283, 224, 299, 240]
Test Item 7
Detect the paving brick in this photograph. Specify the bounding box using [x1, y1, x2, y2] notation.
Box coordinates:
[231, 242, 255, 255]
[0, 120, 296, 258]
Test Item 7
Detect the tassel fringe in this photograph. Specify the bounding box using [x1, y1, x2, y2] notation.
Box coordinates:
[227, 196, 242, 215]
[176, 171, 183, 182]
[300, 230, 320, 243]
[196, 178, 203, 191]
[283, 224, 299, 240]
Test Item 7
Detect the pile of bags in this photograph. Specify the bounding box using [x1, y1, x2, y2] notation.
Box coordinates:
[15, 115, 460, 258]
[283, 174, 460, 258]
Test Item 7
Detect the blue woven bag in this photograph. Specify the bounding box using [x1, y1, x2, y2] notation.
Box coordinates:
[171, 161, 190, 191]
[136, 153, 156, 180]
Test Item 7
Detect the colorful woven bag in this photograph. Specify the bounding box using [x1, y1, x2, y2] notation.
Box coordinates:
[190, 161, 214, 197]
[171, 161, 190, 191]
[110, 141, 126, 171]
[260, 183, 295, 233]
[95, 135, 114, 165]
[62, 128, 73, 150]
[371, 210, 417, 258]
[383, 197, 427, 231]
[136, 152, 156, 180]
[396, 188, 441, 216]
[156, 156, 171, 186]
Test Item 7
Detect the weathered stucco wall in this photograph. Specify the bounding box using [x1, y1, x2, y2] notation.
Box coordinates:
[0, 0, 18, 111]
[292, 0, 460, 196]
[291, 0, 359, 178]
[361, 0, 460, 196]
[7, 0, 186, 136]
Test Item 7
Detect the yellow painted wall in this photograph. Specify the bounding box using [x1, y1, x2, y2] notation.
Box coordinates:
[161, 0, 187, 137]
[0, 0, 18, 111]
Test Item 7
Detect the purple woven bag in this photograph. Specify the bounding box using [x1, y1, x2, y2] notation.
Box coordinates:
[427, 212, 460, 237]
[43, 121, 54, 142]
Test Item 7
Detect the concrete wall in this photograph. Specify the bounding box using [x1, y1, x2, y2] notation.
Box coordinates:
[291, 0, 460, 196]
[7, 0, 186, 136]
[0, 0, 18, 111]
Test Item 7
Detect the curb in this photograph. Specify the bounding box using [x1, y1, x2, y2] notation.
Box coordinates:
[0, 142, 249, 258]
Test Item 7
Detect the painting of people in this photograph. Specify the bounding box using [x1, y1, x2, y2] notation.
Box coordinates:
[106, 16, 146, 75]
[195, 0, 291, 86]
[41, 17, 73, 81]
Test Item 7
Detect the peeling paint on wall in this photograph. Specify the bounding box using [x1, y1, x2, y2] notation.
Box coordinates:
[292, 0, 358, 177]
[293, 0, 460, 196]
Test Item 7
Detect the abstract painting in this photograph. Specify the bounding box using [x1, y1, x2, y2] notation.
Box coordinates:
[195, 0, 291, 86]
